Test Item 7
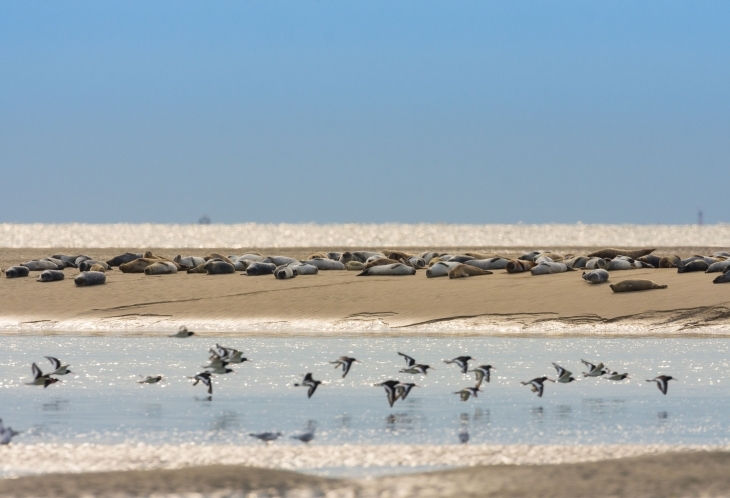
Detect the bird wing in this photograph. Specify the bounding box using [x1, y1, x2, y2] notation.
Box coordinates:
[398, 352, 416, 367]
[45, 356, 61, 370]
[385, 385, 396, 407]
[31, 363, 43, 379]
[342, 360, 352, 377]
[581, 359, 596, 370]
[307, 382, 319, 398]
[553, 363, 567, 377]
[658, 378, 668, 395]
[460, 391, 469, 401]
[303, 373, 314, 382]
[536, 382, 544, 397]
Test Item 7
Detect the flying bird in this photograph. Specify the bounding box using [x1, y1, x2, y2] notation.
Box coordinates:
[294, 373, 322, 398]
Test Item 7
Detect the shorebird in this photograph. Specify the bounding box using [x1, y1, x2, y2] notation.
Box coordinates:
[170, 326, 194, 338]
[470, 365, 495, 388]
[646, 375, 675, 395]
[603, 371, 630, 381]
[189, 372, 213, 395]
[249, 432, 282, 444]
[397, 352, 417, 367]
[138, 375, 163, 384]
[521, 377, 554, 397]
[294, 373, 322, 398]
[375, 380, 401, 407]
[45, 356, 72, 376]
[330, 356, 358, 378]
[395, 382, 418, 400]
[444, 356, 475, 374]
[581, 359, 607, 377]
[205, 362, 235, 375]
[399, 364, 433, 375]
[454, 387, 481, 401]
[290, 429, 316, 444]
[25, 363, 60, 388]
[552, 363, 577, 383]
[458, 427, 469, 444]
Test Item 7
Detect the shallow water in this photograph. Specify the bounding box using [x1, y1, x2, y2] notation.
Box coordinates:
[1, 336, 729, 447]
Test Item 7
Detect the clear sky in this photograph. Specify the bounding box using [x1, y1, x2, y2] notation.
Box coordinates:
[1, 1, 728, 224]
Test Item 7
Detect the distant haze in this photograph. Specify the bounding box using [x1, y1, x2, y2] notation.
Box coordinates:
[1, 1, 728, 224]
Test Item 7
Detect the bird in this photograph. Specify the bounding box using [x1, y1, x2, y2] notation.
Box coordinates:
[25, 363, 60, 388]
[399, 364, 433, 375]
[458, 427, 469, 444]
[45, 356, 72, 376]
[290, 430, 316, 444]
[224, 350, 248, 364]
[603, 371, 630, 381]
[294, 373, 322, 398]
[397, 352, 417, 367]
[454, 387, 481, 401]
[205, 362, 235, 375]
[189, 372, 213, 395]
[375, 380, 401, 407]
[552, 363, 577, 383]
[470, 365, 495, 388]
[395, 382, 418, 400]
[444, 356, 476, 374]
[581, 359, 607, 377]
[330, 356, 358, 378]
[646, 375, 675, 395]
[521, 377, 554, 397]
[170, 325, 194, 338]
[249, 432, 282, 444]
[211, 344, 248, 363]
[138, 375, 163, 384]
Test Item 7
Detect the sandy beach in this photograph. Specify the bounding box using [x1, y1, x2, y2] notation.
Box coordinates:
[1, 247, 728, 334]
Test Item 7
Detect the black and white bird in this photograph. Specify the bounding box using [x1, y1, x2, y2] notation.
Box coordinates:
[45, 356, 72, 376]
[395, 382, 418, 400]
[25, 363, 60, 388]
[249, 432, 282, 444]
[397, 352, 417, 367]
[294, 373, 322, 398]
[138, 375, 163, 384]
[603, 371, 630, 381]
[205, 362, 235, 375]
[646, 375, 675, 395]
[330, 356, 358, 378]
[189, 371, 213, 395]
[290, 429, 316, 444]
[581, 359, 607, 377]
[470, 365, 495, 388]
[454, 387, 481, 401]
[444, 356, 476, 374]
[521, 377, 554, 397]
[375, 380, 401, 407]
[170, 326, 195, 338]
[211, 344, 247, 364]
[399, 364, 433, 375]
[552, 363, 577, 383]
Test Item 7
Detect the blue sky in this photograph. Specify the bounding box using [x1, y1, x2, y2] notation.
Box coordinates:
[1, 1, 728, 224]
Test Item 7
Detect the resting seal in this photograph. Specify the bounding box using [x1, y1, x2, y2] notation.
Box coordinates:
[205, 261, 235, 275]
[505, 260, 535, 273]
[75, 271, 106, 286]
[89, 264, 107, 272]
[448, 264, 492, 279]
[21, 260, 61, 271]
[79, 260, 111, 272]
[120, 258, 164, 273]
[678, 260, 709, 273]
[707, 260, 730, 273]
[357, 263, 416, 276]
[337, 252, 354, 264]
[563, 256, 589, 269]
[659, 255, 681, 268]
[530, 262, 572, 275]
[426, 261, 462, 278]
[363, 258, 401, 270]
[245, 262, 277, 276]
[610, 280, 667, 292]
[713, 271, 730, 284]
[587, 248, 655, 259]
[584, 257, 608, 269]
[638, 255, 662, 267]
[274, 265, 297, 279]
[464, 258, 509, 270]
[174, 255, 207, 269]
[106, 253, 143, 267]
[287, 262, 318, 275]
[301, 258, 346, 270]
[37, 270, 65, 282]
[5, 266, 30, 278]
[145, 261, 178, 275]
[52, 254, 81, 265]
[346, 261, 365, 271]
[264, 256, 299, 266]
[582, 269, 609, 284]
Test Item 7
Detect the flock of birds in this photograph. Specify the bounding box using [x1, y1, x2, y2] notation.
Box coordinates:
[7, 329, 677, 446]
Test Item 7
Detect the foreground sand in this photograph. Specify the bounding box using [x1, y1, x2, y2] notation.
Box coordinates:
[1, 247, 729, 334]
[2, 451, 730, 497]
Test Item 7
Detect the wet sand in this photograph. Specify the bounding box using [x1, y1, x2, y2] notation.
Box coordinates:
[2, 450, 729, 497]
[1, 247, 729, 334]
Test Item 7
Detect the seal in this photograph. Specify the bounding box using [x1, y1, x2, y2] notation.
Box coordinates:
[288, 262, 318, 275]
[426, 261, 462, 278]
[505, 259, 535, 273]
[448, 264, 492, 279]
[563, 256, 589, 269]
[74, 255, 93, 266]
[21, 260, 61, 271]
[5, 266, 30, 278]
[584, 257, 608, 269]
[89, 264, 106, 272]
[37, 270, 65, 282]
[659, 255, 681, 268]
[233, 260, 250, 271]
[301, 258, 346, 270]
[337, 252, 354, 264]
[357, 263, 416, 276]
[607, 258, 633, 271]
[174, 256, 207, 269]
[74, 271, 107, 286]
[464, 258, 509, 270]
[43, 257, 74, 268]
[362, 258, 401, 270]
[530, 262, 572, 275]
[587, 248, 656, 259]
[52, 254, 81, 266]
[78, 260, 111, 272]
[120, 258, 163, 273]
[518, 251, 542, 262]
[203, 253, 234, 265]
[206, 261, 235, 275]
[678, 259, 709, 273]
[187, 263, 209, 273]
[419, 251, 441, 264]
[534, 255, 554, 264]
[713, 271, 730, 284]
[443, 255, 478, 264]
[106, 253, 143, 267]
[638, 254, 662, 267]
[274, 265, 297, 279]
[538, 252, 564, 262]
[346, 261, 365, 271]
[407, 257, 426, 268]
[238, 253, 265, 262]
[264, 256, 299, 266]
[145, 261, 178, 275]
[245, 262, 277, 276]
[610, 280, 667, 292]
[707, 260, 730, 273]
[582, 269, 609, 284]
[352, 251, 384, 263]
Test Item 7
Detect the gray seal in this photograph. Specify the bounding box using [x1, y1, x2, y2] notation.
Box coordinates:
[357, 263, 416, 276]
[205, 261, 235, 275]
[610, 280, 667, 292]
[264, 256, 299, 266]
[713, 271, 730, 284]
[678, 260, 709, 273]
[75, 255, 93, 266]
[707, 260, 730, 273]
[5, 266, 30, 278]
[78, 260, 111, 272]
[587, 248, 655, 259]
[21, 260, 61, 271]
[106, 253, 143, 267]
[75, 271, 107, 286]
[464, 258, 509, 270]
[37, 270, 65, 282]
[582, 269, 609, 284]
[302, 258, 346, 270]
[288, 262, 318, 275]
[145, 262, 178, 275]
[505, 260, 535, 273]
[448, 264, 492, 279]
[530, 262, 573, 275]
[274, 265, 297, 279]
[52, 254, 81, 266]
[245, 262, 276, 276]
[426, 261, 462, 278]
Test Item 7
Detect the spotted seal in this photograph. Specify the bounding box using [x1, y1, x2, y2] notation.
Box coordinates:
[609, 280, 667, 292]
[582, 269, 609, 284]
[74, 271, 107, 286]
[21, 260, 61, 271]
[245, 262, 277, 276]
[5, 266, 30, 278]
[707, 260, 730, 273]
[37, 270, 65, 282]
[345, 261, 365, 271]
[145, 261, 178, 275]
[678, 259, 709, 273]
[713, 271, 730, 284]
[426, 261, 462, 278]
